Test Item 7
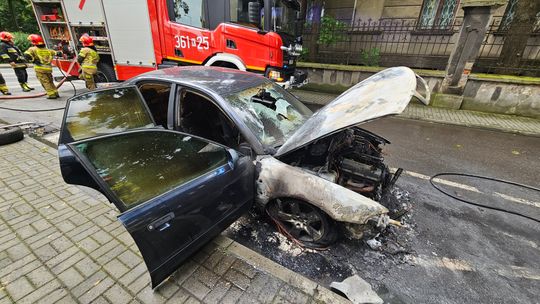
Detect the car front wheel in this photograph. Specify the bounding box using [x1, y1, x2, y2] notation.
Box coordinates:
[267, 199, 337, 249]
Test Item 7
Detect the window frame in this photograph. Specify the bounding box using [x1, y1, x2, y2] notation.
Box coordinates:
[417, 0, 461, 31]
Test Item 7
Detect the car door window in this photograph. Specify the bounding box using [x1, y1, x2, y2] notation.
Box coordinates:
[138, 82, 171, 128]
[72, 130, 229, 210]
[62, 87, 155, 143]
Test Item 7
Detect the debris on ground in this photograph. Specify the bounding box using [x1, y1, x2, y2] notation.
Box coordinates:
[330, 275, 384, 304]
[366, 237, 382, 251]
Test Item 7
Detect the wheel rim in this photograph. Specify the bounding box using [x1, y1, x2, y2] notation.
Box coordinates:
[270, 200, 325, 242]
[95, 71, 109, 83]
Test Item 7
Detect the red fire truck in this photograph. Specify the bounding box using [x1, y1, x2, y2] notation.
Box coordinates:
[31, 0, 306, 87]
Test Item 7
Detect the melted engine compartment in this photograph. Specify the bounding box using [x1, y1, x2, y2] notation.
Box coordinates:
[278, 127, 394, 200]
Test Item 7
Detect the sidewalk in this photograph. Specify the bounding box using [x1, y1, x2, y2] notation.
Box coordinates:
[0, 137, 348, 304]
[292, 89, 540, 137]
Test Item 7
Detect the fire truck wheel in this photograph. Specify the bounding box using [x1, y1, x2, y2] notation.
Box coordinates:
[96, 62, 117, 83]
[0, 127, 24, 146]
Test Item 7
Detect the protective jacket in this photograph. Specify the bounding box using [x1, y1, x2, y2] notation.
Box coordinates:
[0, 41, 27, 68]
[24, 46, 57, 73]
[78, 46, 99, 74]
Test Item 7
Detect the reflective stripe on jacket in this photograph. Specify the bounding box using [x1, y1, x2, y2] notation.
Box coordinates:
[24, 46, 56, 72]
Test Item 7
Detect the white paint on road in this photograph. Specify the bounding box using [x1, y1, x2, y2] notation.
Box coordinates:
[394, 168, 539, 209]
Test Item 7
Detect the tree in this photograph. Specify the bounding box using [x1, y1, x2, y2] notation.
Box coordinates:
[0, 0, 39, 33]
[499, 0, 540, 74]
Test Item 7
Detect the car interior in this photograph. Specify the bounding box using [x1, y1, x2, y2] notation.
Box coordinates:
[177, 90, 243, 149]
[138, 82, 171, 128]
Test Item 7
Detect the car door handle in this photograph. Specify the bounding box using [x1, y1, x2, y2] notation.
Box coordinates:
[147, 212, 174, 232]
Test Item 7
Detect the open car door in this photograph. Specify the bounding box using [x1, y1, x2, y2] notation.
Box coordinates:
[58, 87, 254, 288]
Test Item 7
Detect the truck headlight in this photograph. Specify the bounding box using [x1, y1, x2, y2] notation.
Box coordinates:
[268, 70, 284, 82]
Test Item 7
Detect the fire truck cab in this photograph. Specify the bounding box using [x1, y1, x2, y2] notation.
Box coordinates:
[31, 0, 306, 87]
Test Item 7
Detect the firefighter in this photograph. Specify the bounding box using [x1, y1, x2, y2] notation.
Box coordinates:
[0, 72, 10, 95]
[0, 31, 33, 92]
[77, 34, 99, 90]
[24, 34, 59, 99]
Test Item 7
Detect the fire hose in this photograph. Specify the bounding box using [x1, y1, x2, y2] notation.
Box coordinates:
[0, 57, 78, 102]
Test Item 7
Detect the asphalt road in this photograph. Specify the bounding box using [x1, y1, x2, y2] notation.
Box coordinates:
[1, 68, 539, 303]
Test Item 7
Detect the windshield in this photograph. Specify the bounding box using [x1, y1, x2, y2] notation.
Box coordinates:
[225, 81, 312, 148]
[272, 0, 298, 36]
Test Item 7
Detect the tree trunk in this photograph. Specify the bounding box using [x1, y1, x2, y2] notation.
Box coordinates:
[7, 0, 19, 30]
[499, 0, 540, 74]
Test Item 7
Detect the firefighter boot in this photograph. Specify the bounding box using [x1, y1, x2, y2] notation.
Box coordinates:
[0, 84, 10, 95]
[20, 83, 31, 92]
[25, 83, 35, 90]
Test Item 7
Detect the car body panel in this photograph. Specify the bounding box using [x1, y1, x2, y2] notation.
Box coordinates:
[256, 157, 388, 224]
[275, 67, 426, 157]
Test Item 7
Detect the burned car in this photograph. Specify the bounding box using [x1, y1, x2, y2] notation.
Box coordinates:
[58, 66, 429, 287]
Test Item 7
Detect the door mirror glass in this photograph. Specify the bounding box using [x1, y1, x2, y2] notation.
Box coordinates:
[61, 87, 155, 144]
[71, 130, 229, 210]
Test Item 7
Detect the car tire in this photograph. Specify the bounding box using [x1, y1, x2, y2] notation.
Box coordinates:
[267, 198, 338, 249]
[96, 62, 117, 83]
[0, 127, 24, 146]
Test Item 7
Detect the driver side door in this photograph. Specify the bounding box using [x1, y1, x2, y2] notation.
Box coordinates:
[58, 86, 254, 288]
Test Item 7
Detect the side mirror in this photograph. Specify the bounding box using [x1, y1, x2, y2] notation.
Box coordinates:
[238, 143, 254, 159]
[248, 2, 261, 24]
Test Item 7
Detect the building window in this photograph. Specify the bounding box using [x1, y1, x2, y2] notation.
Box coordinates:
[418, 0, 460, 30]
[500, 0, 540, 32]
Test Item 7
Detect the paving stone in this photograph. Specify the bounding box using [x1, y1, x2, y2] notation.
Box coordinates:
[26, 265, 55, 286]
[128, 274, 150, 295]
[104, 258, 130, 279]
[191, 266, 220, 288]
[34, 243, 59, 262]
[224, 268, 251, 291]
[137, 286, 168, 304]
[74, 257, 102, 278]
[165, 288, 190, 303]
[232, 259, 258, 279]
[78, 277, 114, 304]
[17, 279, 61, 304]
[4, 276, 34, 301]
[119, 263, 147, 287]
[118, 250, 142, 268]
[277, 285, 311, 304]
[220, 285, 243, 304]
[104, 283, 134, 304]
[6, 243, 31, 261]
[211, 254, 236, 276]
[57, 267, 85, 288]
[182, 276, 210, 300]
[203, 279, 232, 304]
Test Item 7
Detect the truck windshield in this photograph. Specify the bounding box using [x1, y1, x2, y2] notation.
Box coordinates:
[272, 0, 298, 37]
[224, 81, 312, 148]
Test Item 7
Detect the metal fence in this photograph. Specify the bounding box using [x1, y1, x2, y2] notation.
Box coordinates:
[302, 17, 540, 76]
[475, 18, 540, 76]
[302, 18, 462, 70]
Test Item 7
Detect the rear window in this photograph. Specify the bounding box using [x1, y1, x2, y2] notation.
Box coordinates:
[74, 131, 229, 209]
[64, 87, 154, 141]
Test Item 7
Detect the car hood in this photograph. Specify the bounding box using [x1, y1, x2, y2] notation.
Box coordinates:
[275, 67, 430, 157]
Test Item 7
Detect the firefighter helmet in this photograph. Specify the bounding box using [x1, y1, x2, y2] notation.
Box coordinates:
[79, 34, 94, 47]
[0, 32, 13, 42]
[27, 34, 45, 46]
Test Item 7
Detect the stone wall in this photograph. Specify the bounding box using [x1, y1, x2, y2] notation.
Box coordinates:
[297, 62, 540, 118]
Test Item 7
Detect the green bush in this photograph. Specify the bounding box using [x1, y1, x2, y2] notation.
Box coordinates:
[12, 32, 32, 51]
[317, 16, 347, 46]
[298, 46, 309, 61]
[359, 47, 380, 66]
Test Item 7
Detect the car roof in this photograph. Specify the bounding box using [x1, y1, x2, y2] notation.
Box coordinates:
[128, 66, 268, 96]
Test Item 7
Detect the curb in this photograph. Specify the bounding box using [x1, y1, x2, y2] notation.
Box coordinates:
[29, 131, 351, 303]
